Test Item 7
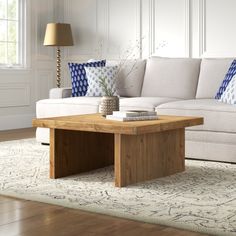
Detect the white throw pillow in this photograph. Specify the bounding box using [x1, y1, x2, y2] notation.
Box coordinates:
[85, 66, 118, 97]
[219, 74, 236, 105]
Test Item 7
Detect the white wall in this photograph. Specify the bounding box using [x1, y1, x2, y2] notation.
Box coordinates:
[0, 0, 57, 130]
[1, 0, 236, 130]
[60, 0, 236, 86]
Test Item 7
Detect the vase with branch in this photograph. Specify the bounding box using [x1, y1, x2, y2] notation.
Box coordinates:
[99, 75, 119, 116]
[97, 39, 167, 116]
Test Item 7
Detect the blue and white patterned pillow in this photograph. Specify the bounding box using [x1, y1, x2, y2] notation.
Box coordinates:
[219, 74, 236, 105]
[68, 60, 106, 97]
[215, 59, 236, 99]
[85, 66, 119, 97]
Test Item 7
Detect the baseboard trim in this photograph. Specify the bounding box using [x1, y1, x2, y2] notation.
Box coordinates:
[0, 113, 35, 130]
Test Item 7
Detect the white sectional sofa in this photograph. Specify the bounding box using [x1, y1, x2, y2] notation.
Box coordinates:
[36, 57, 236, 163]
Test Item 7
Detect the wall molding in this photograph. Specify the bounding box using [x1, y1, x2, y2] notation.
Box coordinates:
[62, 0, 192, 59]
[149, 0, 155, 56]
[136, 0, 142, 59]
[185, 0, 191, 57]
[138, 0, 143, 58]
[35, 70, 54, 100]
[199, 0, 206, 57]
[0, 83, 30, 108]
[104, 0, 142, 58]
[0, 113, 35, 130]
[64, 0, 99, 58]
[150, 0, 191, 57]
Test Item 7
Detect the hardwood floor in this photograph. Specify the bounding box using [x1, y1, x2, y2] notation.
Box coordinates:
[0, 128, 36, 142]
[0, 128, 209, 236]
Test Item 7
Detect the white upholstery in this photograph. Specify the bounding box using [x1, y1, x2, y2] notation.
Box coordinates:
[35, 57, 236, 163]
[120, 97, 179, 111]
[141, 57, 201, 99]
[186, 130, 236, 145]
[37, 97, 101, 118]
[49, 87, 72, 99]
[196, 58, 234, 98]
[36, 128, 49, 144]
[156, 99, 236, 133]
[116, 59, 146, 97]
[186, 140, 236, 163]
[185, 117, 236, 163]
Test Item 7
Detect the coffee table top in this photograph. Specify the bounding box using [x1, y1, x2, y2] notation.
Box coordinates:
[33, 113, 203, 135]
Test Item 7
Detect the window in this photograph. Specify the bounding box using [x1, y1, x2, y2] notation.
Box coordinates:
[0, 0, 25, 68]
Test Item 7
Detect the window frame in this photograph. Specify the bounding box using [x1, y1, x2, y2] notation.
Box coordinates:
[0, 0, 27, 69]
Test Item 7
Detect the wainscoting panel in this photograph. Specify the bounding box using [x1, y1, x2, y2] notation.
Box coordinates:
[0, 84, 30, 108]
[199, 0, 236, 57]
[153, 0, 190, 57]
[64, 0, 99, 59]
[36, 70, 54, 100]
[104, 0, 141, 58]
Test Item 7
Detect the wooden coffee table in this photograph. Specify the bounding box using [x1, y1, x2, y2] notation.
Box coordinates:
[32, 114, 203, 187]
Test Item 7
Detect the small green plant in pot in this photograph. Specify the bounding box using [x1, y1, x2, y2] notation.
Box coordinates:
[99, 76, 119, 116]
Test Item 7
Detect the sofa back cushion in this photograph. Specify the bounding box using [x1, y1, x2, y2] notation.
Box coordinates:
[196, 58, 234, 98]
[141, 57, 201, 99]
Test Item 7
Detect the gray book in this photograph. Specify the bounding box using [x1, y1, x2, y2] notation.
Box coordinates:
[112, 110, 157, 118]
[106, 115, 159, 122]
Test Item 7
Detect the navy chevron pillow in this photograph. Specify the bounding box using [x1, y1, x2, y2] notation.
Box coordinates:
[215, 59, 236, 99]
[68, 60, 106, 97]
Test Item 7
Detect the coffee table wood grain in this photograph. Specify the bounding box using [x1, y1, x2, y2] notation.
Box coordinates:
[32, 114, 203, 187]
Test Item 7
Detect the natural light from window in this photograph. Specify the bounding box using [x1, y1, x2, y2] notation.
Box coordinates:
[0, 0, 23, 67]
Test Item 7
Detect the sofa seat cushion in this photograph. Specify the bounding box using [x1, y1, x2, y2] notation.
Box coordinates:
[156, 99, 236, 133]
[141, 57, 201, 99]
[36, 97, 102, 118]
[120, 97, 180, 111]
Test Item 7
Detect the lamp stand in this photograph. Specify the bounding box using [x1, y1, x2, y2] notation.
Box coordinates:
[56, 47, 61, 88]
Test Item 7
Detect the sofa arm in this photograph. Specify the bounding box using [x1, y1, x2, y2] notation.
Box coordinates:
[49, 87, 72, 99]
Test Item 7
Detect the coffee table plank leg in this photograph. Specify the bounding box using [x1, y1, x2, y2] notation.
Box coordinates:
[50, 129, 114, 178]
[115, 128, 185, 187]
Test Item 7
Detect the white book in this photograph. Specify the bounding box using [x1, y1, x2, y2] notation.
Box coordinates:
[106, 115, 159, 122]
[112, 110, 157, 118]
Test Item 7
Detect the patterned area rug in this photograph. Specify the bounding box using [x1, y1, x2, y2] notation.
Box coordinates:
[0, 139, 236, 236]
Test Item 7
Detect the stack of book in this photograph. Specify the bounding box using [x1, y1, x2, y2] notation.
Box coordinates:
[106, 110, 158, 122]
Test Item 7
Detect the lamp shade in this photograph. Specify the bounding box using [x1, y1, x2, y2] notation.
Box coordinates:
[43, 23, 74, 46]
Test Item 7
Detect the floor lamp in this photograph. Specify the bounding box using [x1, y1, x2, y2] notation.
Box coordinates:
[44, 23, 74, 88]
